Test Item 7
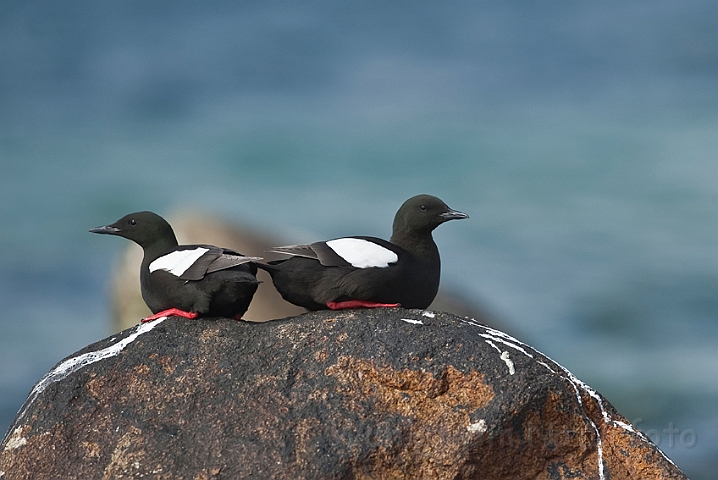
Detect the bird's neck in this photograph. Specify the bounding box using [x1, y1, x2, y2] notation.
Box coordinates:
[390, 230, 439, 262]
[140, 237, 179, 267]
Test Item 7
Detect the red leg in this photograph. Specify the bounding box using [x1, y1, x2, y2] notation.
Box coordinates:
[142, 308, 199, 323]
[233, 314, 244, 321]
[326, 300, 401, 310]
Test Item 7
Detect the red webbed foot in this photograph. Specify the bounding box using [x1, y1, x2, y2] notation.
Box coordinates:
[326, 300, 401, 310]
[142, 308, 199, 323]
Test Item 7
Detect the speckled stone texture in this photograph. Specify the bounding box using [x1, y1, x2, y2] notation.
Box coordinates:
[0, 310, 687, 479]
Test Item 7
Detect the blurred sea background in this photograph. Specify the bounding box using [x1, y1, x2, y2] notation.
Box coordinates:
[1, 1, 717, 477]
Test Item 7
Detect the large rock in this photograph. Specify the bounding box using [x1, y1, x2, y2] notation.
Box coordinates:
[1, 310, 686, 479]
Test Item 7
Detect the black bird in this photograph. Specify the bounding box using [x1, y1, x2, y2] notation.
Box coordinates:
[258, 194, 468, 311]
[90, 211, 260, 322]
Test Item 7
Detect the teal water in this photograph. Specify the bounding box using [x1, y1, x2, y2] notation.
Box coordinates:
[1, 1, 717, 476]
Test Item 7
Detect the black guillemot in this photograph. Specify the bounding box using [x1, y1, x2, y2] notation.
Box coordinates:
[258, 194, 468, 311]
[90, 211, 260, 322]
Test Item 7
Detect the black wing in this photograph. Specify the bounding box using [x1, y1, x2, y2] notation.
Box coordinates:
[267, 237, 401, 268]
[267, 241, 356, 267]
[177, 245, 260, 281]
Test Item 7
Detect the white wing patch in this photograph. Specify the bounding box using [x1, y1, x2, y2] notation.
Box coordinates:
[326, 238, 398, 268]
[149, 247, 210, 276]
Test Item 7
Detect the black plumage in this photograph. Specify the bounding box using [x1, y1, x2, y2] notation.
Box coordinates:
[90, 211, 260, 322]
[258, 195, 468, 311]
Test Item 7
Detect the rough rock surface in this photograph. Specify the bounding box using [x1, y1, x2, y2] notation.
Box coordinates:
[1, 310, 686, 479]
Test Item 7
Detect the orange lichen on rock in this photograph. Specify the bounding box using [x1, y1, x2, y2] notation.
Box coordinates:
[327, 356, 494, 479]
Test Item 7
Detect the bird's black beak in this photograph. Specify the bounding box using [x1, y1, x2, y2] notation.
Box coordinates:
[89, 225, 121, 235]
[440, 208, 469, 221]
